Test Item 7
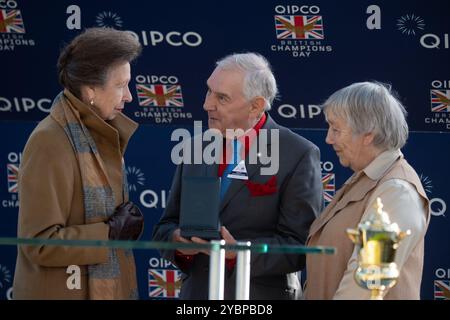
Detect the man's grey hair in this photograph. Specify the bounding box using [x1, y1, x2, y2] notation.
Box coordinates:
[322, 81, 409, 150]
[216, 52, 278, 110]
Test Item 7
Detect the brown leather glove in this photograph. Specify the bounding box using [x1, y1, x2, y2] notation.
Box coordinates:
[106, 201, 144, 240]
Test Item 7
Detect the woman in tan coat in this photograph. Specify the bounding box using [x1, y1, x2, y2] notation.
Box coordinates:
[305, 82, 430, 300]
[13, 28, 144, 299]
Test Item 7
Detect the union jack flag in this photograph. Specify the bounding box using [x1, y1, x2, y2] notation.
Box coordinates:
[431, 89, 450, 112]
[148, 269, 182, 298]
[434, 280, 450, 300]
[7, 163, 19, 193]
[136, 84, 184, 107]
[275, 15, 324, 40]
[0, 10, 25, 33]
[322, 173, 335, 204]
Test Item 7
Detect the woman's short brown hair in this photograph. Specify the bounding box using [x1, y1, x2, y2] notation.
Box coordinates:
[57, 27, 142, 98]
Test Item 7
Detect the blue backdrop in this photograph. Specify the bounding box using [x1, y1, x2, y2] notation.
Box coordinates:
[1, 0, 449, 300]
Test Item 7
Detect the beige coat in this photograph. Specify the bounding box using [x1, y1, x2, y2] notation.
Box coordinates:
[306, 156, 430, 300]
[13, 90, 139, 299]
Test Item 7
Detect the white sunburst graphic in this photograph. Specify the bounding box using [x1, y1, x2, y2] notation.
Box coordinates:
[0, 265, 12, 289]
[419, 173, 433, 195]
[396, 14, 425, 36]
[126, 166, 146, 192]
[96, 11, 123, 28]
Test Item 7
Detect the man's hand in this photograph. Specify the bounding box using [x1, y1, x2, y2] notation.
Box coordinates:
[172, 228, 202, 255]
[191, 226, 237, 259]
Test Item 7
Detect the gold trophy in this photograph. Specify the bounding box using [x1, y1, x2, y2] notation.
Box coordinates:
[346, 197, 410, 300]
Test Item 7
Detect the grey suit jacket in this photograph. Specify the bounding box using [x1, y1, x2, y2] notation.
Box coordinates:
[152, 115, 323, 299]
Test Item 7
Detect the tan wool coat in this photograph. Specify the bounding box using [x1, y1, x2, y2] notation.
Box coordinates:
[13, 90, 139, 299]
[306, 157, 430, 300]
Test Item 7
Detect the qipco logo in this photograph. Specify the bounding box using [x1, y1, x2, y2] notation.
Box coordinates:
[140, 189, 167, 209]
[320, 161, 334, 173]
[430, 197, 446, 217]
[277, 104, 321, 119]
[0, 0, 18, 9]
[420, 33, 449, 49]
[0, 97, 52, 113]
[274, 5, 320, 14]
[128, 30, 202, 47]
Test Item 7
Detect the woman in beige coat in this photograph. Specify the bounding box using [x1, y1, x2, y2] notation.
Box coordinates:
[13, 28, 144, 299]
[305, 82, 430, 300]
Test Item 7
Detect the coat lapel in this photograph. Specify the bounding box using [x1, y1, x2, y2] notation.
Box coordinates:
[308, 174, 379, 239]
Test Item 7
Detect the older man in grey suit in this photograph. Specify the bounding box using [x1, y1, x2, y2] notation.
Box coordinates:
[152, 52, 323, 300]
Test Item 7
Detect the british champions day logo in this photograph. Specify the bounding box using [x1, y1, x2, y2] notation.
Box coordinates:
[275, 15, 324, 40]
[134, 75, 192, 124]
[0, 0, 35, 51]
[431, 89, 450, 112]
[7, 163, 18, 193]
[322, 173, 335, 205]
[434, 280, 450, 300]
[148, 257, 182, 299]
[3, 152, 20, 208]
[321, 161, 335, 206]
[271, 5, 332, 58]
[434, 268, 450, 300]
[0, 8, 24, 33]
[425, 80, 450, 130]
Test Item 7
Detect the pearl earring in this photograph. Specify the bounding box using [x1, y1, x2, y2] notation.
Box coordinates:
[90, 100, 94, 106]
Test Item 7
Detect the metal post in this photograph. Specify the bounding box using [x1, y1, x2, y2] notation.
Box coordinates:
[235, 241, 251, 300]
[208, 239, 225, 300]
